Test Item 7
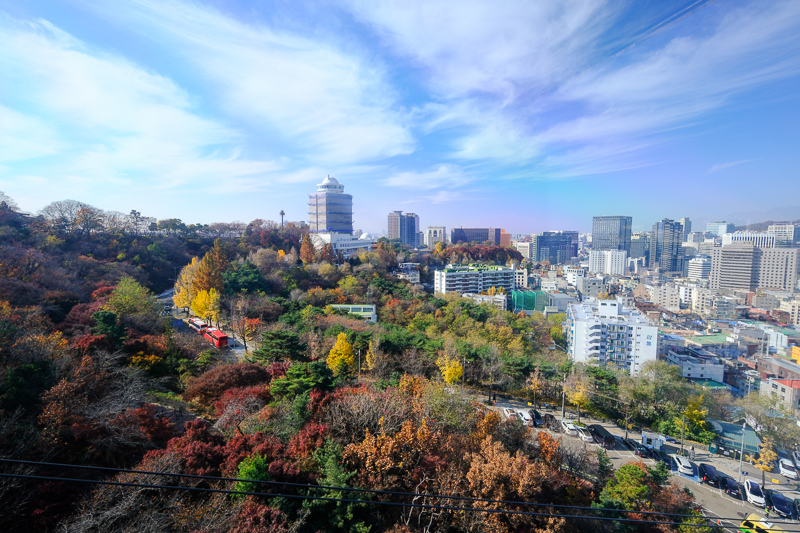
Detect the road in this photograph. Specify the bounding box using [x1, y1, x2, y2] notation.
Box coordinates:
[490, 395, 800, 532]
[156, 295, 249, 361]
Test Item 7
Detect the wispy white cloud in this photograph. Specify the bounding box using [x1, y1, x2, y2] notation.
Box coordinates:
[383, 165, 473, 190]
[708, 159, 755, 174]
[0, 15, 278, 200]
[85, 0, 414, 165]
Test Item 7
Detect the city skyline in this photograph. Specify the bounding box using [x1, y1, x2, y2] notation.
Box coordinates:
[2, 1, 800, 234]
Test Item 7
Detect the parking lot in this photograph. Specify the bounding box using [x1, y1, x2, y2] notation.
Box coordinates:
[492, 396, 800, 532]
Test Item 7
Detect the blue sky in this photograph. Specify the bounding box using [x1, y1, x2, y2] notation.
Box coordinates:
[1, 0, 800, 235]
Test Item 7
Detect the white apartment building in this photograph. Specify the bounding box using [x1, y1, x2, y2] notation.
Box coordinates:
[515, 242, 535, 260]
[589, 250, 627, 276]
[645, 284, 680, 312]
[462, 293, 507, 311]
[759, 378, 800, 413]
[426, 226, 447, 247]
[564, 266, 586, 286]
[514, 268, 529, 289]
[687, 255, 711, 281]
[722, 231, 775, 248]
[566, 298, 658, 375]
[664, 346, 725, 383]
[433, 264, 515, 295]
[779, 299, 800, 325]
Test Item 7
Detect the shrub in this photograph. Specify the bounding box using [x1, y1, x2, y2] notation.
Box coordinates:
[184, 363, 271, 407]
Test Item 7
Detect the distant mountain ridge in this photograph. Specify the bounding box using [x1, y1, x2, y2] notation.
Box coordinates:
[735, 219, 800, 232]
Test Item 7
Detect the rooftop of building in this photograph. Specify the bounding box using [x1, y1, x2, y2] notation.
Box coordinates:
[683, 333, 731, 346]
[774, 379, 800, 389]
[441, 263, 513, 273]
[568, 299, 651, 324]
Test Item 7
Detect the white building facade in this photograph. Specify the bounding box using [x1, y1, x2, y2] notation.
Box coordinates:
[566, 298, 658, 375]
[433, 264, 515, 295]
[589, 250, 627, 275]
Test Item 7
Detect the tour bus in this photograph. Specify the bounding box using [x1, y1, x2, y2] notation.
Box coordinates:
[187, 317, 208, 333]
[203, 327, 229, 348]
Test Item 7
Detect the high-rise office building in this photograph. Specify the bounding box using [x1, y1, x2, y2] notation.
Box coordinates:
[591, 216, 632, 254]
[515, 242, 534, 259]
[721, 231, 775, 248]
[649, 219, 684, 272]
[450, 227, 501, 245]
[309, 175, 353, 234]
[679, 218, 692, 242]
[308, 176, 371, 256]
[533, 231, 577, 265]
[687, 255, 711, 281]
[426, 226, 447, 247]
[588, 250, 628, 275]
[387, 211, 420, 247]
[629, 232, 650, 260]
[710, 243, 798, 291]
[707, 221, 735, 237]
[767, 224, 798, 247]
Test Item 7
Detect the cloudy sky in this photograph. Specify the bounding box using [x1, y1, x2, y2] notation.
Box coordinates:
[1, 0, 800, 234]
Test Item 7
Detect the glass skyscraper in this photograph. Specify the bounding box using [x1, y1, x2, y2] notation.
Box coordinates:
[308, 176, 353, 235]
[592, 216, 632, 254]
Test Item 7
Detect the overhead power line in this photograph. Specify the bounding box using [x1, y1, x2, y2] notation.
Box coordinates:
[3, 457, 796, 528]
[0, 471, 725, 529]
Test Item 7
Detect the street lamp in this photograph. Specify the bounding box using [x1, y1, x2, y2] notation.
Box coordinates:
[738, 421, 747, 483]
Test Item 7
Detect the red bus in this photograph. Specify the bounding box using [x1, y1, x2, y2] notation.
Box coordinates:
[187, 317, 207, 333]
[204, 327, 229, 348]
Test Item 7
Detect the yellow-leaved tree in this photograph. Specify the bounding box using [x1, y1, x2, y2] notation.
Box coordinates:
[327, 332, 354, 376]
[365, 339, 377, 371]
[436, 354, 463, 385]
[174, 257, 201, 311]
[753, 438, 778, 487]
[527, 366, 543, 407]
[191, 288, 221, 325]
[566, 375, 591, 424]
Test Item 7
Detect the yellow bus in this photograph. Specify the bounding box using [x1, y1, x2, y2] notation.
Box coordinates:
[739, 513, 785, 533]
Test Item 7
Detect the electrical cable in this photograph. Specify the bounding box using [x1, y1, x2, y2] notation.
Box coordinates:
[0, 471, 730, 529]
[3, 458, 797, 528]
[0, 457, 708, 520]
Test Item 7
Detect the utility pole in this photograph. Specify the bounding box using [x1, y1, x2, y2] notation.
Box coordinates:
[358, 349, 361, 382]
[462, 354, 466, 386]
[681, 414, 685, 456]
[561, 373, 567, 419]
[738, 421, 747, 483]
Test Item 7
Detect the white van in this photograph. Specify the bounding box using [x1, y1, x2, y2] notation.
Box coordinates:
[672, 454, 694, 476]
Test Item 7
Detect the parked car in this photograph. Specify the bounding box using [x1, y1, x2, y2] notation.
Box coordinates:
[672, 454, 694, 476]
[629, 440, 647, 456]
[529, 409, 543, 427]
[764, 489, 793, 518]
[543, 413, 558, 429]
[698, 463, 719, 487]
[560, 420, 578, 436]
[664, 436, 678, 443]
[721, 476, 740, 498]
[744, 479, 765, 507]
[779, 458, 798, 480]
[502, 408, 518, 420]
[516, 409, 533, 426]
[576, 426, 594, 442]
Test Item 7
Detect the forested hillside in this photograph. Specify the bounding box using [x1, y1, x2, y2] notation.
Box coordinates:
[0, 194, 710, 532]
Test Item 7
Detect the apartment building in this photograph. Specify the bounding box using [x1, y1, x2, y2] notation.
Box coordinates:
[433, 264, 515, 295]
[566, 298, 658, 375]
